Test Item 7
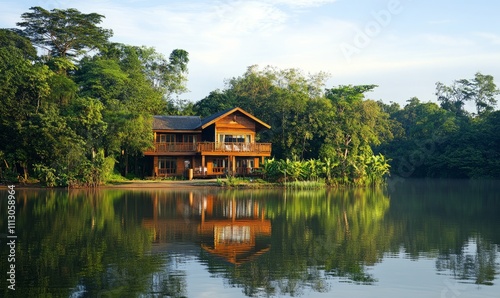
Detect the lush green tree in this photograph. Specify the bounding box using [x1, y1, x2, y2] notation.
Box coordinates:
[193, 89, 239, 117]
[322, 85, 393, 182]
[436, 72, 499, 117]
[0, 33, 53, 180]
[17, 6, 112, 59]
[0, 28, 37, 59]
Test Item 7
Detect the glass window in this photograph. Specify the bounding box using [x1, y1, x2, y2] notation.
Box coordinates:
[158, 158, 176, 174]
[183, 135, 197, 143]
[156, 134, 175, 143]
[218, 134, 252, 143]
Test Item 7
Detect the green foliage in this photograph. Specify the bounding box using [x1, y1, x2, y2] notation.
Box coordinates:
[263, 154, 390, 187]
[436, 72, 499, 116]
[0, 9, 190, 186]
[33, 164, 57, 187]
[378, 87, 500, 178]
[17, 6, 113, 59]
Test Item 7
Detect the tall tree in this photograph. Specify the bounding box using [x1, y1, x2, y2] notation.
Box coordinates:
[436, 72, 499, 117]
[16, 6, 112, 75]
[17, 6, 112, 59]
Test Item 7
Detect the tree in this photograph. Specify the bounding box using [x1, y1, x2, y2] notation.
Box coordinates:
[193, 89, 239, 117]
[0, 29, 37, 59]
[467, 72, 499, 115]
[16, 6, 112, 76]
[436, 72, 499, 117]
[323, 85, 392, 161]
[130, 46, 189, 107]
[0, 34, 53, 180]
[17, 6, 112, 59]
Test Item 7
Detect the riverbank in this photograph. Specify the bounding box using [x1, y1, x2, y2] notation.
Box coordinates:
[102, 179, 222, 189]
[0, 179, 222, 190]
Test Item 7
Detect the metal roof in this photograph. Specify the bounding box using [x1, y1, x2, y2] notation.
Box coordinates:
[153, 115, 201, 130]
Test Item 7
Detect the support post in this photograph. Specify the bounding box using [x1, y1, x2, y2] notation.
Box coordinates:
[201, 155, 206, 175]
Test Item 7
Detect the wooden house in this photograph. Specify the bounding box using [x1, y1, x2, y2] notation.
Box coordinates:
[144, 107, 272, 177]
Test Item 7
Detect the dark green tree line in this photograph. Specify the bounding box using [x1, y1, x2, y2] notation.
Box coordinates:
[377, 72, 500, 178]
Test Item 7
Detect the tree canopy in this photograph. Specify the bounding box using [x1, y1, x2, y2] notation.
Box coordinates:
[17, 6, 113, 59]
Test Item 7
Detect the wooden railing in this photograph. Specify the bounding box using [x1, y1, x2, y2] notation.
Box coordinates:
[146, 142, 197, 153]
[197, 142, 272, 154]
[146, 142, 272, 154]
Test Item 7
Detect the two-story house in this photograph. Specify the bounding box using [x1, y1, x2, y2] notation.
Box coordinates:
[144, 107, 272, 178]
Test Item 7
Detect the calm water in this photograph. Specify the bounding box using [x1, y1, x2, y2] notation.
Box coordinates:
[1, 179, 500, 298]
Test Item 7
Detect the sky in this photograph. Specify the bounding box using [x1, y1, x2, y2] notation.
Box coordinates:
[1, 0, 499, 108]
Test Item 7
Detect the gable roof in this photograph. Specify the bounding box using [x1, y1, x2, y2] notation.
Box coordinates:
[153, 115, 201, 130]
[200, 107, 271, 130]
[152, 107, 271, 131]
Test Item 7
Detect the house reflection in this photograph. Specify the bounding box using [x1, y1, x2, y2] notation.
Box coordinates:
[142, 191, 271, 265]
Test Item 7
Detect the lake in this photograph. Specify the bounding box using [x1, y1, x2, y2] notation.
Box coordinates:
[1, 179, 500, 297]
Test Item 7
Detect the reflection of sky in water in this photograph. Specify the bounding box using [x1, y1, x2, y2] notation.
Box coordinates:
[175, 246, 499, 298]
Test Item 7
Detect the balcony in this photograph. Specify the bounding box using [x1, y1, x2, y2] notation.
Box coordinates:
[145, 142, 272, 156]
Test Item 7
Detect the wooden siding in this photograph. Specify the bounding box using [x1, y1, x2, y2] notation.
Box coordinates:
[216, 112, 256, 131]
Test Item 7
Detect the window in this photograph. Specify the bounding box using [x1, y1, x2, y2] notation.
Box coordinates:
[212, 158, 226, 168]
[183, 134, 197, 143]
[218, 134, 251, 143]
[212, 158, 227, 174]
[158, 158, 176, 174]
[156, 134, 175, 143]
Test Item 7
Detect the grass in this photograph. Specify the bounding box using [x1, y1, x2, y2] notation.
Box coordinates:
[282, 179, 327, 189]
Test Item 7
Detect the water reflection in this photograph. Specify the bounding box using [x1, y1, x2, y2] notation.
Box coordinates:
[142, 191, 271, 265]
[0, 180, 499, 297]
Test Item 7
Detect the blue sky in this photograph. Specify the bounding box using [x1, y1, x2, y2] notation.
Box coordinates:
[1, 0, 499, 108]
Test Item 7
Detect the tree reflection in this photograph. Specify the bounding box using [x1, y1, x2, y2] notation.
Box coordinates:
[196, 188, 390, 296]
[388, 179, 500, 286]
[436, 237, 498, 285]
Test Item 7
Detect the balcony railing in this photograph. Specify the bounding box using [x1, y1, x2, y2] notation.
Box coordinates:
[145, 142, 272, 155]
[197, 142, 272, 154]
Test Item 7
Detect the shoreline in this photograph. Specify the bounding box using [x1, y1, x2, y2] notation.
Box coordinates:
[0, 179, 223, 190]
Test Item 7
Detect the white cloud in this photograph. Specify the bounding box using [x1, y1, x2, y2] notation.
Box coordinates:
[213, 1, 288, 34]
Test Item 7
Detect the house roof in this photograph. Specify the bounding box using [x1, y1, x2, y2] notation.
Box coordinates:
[153, 115, 201, 130]
[153, 107, 271, 131]
[200, 107, 271, 130]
